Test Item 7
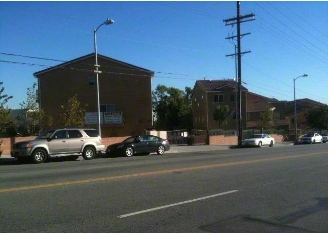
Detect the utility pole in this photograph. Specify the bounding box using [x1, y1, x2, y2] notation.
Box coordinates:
[223, 1, 255, 147]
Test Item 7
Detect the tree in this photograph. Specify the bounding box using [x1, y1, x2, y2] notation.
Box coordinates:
[59, 95, 86, 127]
[213, 104, 230, 128]
[306, 105, 328, 133]
[257, 105, 275, 131]
[152, 85, 192, 130]
[0, 82, 13, 134]
[19, 82, 45, 135]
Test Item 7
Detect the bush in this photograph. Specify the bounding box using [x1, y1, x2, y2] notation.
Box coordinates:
[6, 125, 17, 137]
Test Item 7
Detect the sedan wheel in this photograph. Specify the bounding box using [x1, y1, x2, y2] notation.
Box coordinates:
[258, 141, 262, 148]
[157, 145, 165, 155]
[125, 147, 134, 157]
[269, 141, 273, 147]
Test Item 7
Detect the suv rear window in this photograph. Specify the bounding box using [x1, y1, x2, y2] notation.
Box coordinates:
[84, 129, 100, 137]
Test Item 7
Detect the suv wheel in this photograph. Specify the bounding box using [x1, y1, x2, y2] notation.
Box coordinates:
[31, 149, 48, 164]
[82, 146, 95, 160]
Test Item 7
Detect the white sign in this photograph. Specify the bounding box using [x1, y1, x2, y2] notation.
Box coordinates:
[104, 111, 123, 124]
[85, 112, 103, 124]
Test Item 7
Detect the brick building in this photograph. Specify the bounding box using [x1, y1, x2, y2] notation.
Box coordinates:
[34, 53, 154, 137]
[191, 79, 289, 131]
[191, 79, 247, 131]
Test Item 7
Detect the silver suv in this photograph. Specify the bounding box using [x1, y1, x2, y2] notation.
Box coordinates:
[11, 128, 105, 163]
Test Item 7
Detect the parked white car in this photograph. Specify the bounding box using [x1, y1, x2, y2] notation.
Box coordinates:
[322, 133, 328, 143]
[243, 134, 275, 147]
[299, 133, 323, 144]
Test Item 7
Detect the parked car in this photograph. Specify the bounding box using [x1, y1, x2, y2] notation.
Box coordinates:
[322, 133, 328, 143]
[11, 128, 105, 163]
[243, 134, 275, 147]
[299, 133, 323, 144]
[106, 135, 170, 157]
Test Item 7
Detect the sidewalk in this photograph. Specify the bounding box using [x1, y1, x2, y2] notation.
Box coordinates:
[0, 142, 294, 159]
[167, 144, 232, 154]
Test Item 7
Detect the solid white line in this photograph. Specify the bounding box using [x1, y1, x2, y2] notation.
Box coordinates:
[118, 190, 239, 218]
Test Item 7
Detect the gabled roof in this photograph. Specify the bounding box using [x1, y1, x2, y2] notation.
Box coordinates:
[246, 92, 281, 112]
[246, 92, 280, 103]
[33, 53, 154, 77]
[195, 79, 248, 92]
[287, 98, 323, 106]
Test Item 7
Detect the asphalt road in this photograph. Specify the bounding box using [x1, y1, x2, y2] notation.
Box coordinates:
[1, 144, 327, 233]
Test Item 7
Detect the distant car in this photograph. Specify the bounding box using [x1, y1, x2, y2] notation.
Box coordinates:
[320, 133, 328, 143]
[106, 135, 170, 157]
[243, 134, 275, 147]
[11, 128, 105, 163]
[299, 133, 323, 144]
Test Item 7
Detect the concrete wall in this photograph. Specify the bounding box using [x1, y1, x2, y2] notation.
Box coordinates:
[147, 130, 168, 139]
[208, 134, 283, 145]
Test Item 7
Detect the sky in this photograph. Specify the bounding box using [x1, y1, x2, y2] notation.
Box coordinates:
[1, 1, 328, 109]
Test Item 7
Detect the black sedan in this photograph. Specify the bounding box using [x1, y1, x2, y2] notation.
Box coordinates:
[106, 135, 170, 157]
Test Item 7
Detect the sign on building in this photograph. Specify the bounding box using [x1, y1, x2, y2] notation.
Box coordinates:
[85, 112, 104, 124]
[85, 111, 122, 124]
[104, 111, 123, 124]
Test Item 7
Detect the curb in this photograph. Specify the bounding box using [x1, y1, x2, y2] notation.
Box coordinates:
[0, 142, 295, 159]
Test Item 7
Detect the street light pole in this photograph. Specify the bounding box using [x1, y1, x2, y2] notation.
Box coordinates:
[94, 18, 114, 136]
[294, 74, 308, 144]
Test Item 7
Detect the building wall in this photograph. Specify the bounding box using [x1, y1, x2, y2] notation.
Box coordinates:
[192, 84, 208, 129]
[192, 83, 247, 131]
[246, 92, 290, 129]
[207, 88, 247, 131]
[207, 87, 238, 130]
[37, 56, 153, 137]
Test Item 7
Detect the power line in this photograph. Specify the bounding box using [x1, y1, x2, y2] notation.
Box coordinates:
[254, 2, 328, 61]
[2, 53, 327, 103]
[0, 52, 66, 63]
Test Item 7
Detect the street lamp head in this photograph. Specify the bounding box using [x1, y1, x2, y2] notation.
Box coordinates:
[294, 74, 308, 81]
[104, 19, 114, 25]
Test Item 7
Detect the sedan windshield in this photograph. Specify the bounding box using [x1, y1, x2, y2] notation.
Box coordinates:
[252, 134, 263, 139]
[304, 134, 314, 137]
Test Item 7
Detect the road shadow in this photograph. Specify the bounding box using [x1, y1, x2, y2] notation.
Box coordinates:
[274, 197, 328, 225]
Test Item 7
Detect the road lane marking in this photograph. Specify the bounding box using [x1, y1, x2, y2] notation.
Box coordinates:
[262, 179, 289, 186]
[118, 190, 239, 218]
[0, 151, 325, 193]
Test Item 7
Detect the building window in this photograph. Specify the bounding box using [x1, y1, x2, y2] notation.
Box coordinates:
[214, 94, 223, 103]
[100, 104, 115, 112]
